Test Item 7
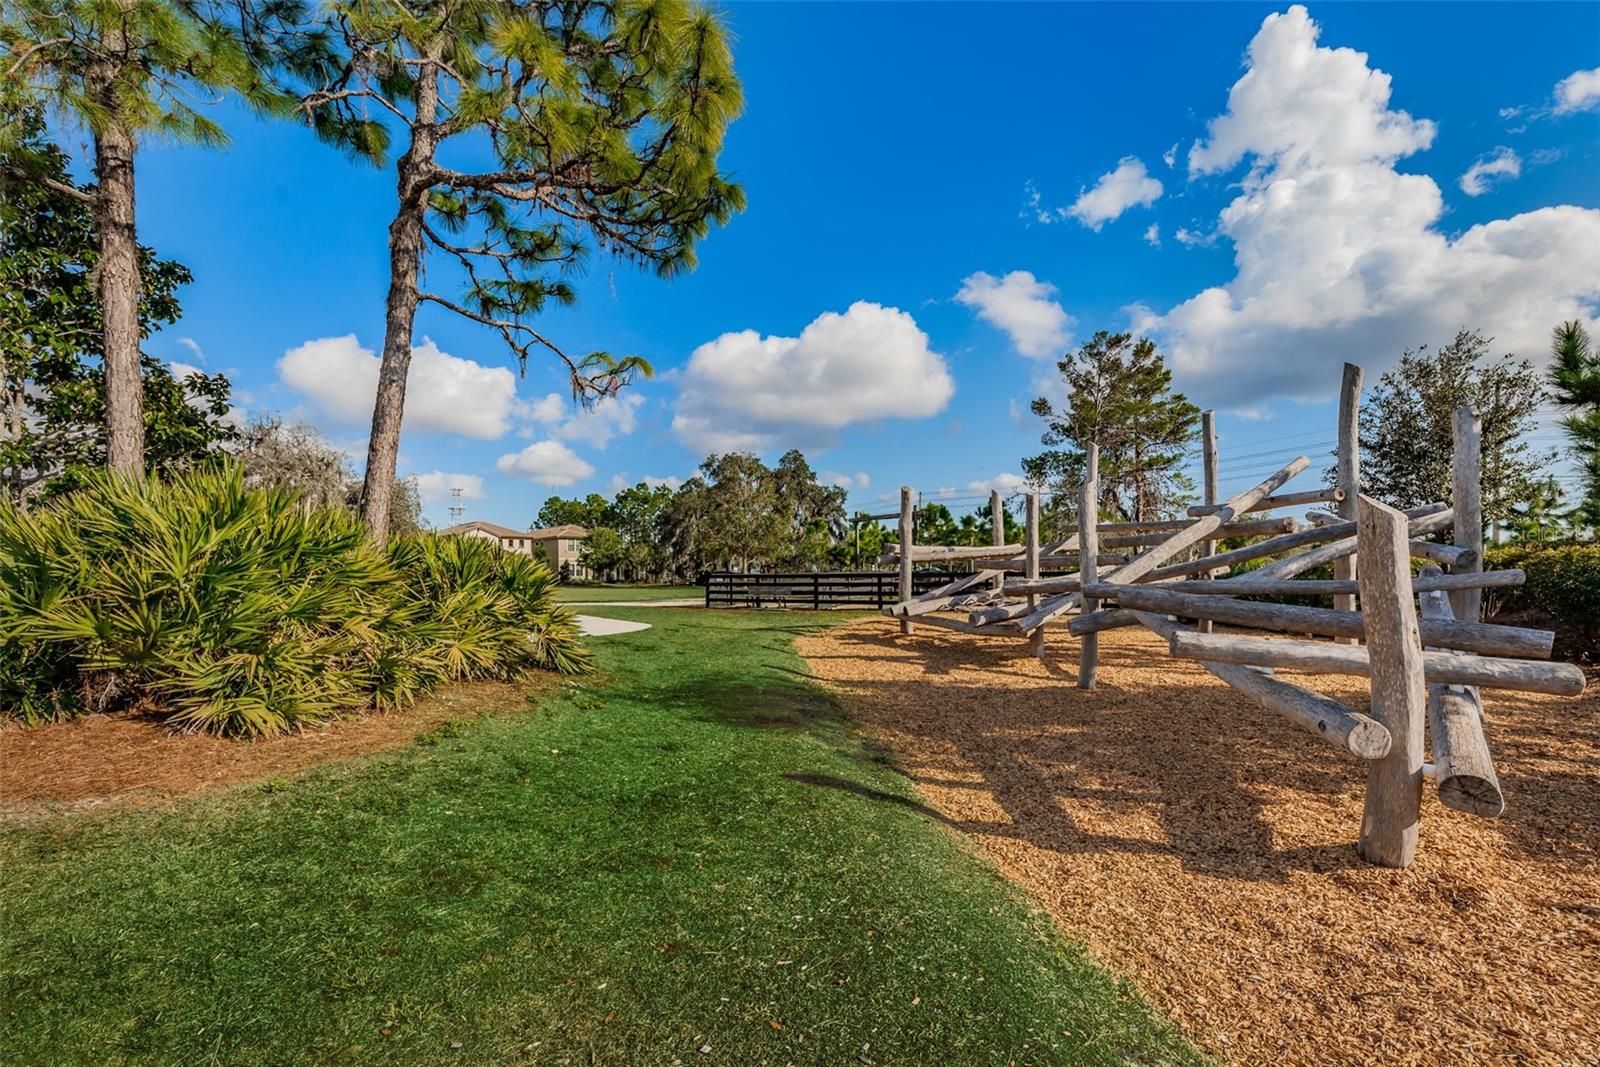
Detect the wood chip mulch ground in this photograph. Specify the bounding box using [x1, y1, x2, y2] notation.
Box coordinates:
[0, 679, 546, 822]
[796, 619, 1599, 1066]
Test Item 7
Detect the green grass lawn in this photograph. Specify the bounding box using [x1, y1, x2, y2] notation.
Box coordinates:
[0, 609, 1201, 1066]
[553, 583, 699, 603]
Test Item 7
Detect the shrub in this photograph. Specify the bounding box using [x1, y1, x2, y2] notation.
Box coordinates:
[1484, 542, 1600, 662]
[0, 467, 589, 735]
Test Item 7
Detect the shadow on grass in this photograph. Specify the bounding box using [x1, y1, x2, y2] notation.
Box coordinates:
[782, 772, 957, 825]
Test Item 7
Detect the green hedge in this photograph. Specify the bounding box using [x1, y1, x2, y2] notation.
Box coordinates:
[0, 467, 589, 735]
[1485, 542, 1600, 662]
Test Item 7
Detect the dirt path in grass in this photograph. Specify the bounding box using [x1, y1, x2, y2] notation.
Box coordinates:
[796, 619, 1600, 1066]
[0, 679, 550, 821]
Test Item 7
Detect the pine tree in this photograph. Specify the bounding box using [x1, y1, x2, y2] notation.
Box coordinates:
[1360, 329, 1553, 528]
[1, 107, 235, 505]
[1, 1, 282, 475]
[293, 0, 744, 542]
[1023, 331, 1200, 521]
[1547, 320, 1600, 531]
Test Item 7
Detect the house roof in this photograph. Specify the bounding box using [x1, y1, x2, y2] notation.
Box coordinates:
[528, 524, 589, 539]
[440, 520, 589, 541]
[442, 520, 529, 540]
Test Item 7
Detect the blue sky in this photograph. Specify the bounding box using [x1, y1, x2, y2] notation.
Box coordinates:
[105, 2, 1600, 527]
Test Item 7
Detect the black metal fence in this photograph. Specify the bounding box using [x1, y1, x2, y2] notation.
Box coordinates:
[704, 570, 951, 609]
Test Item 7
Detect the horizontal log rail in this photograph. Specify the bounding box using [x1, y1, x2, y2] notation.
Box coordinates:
[1078, 582, 1555, 658]
[1172, 570, 1525, 597]
[1167, 631, 1585, 696]
[1130, 611, 1391, 759]
[1187, 487, 1345, 516]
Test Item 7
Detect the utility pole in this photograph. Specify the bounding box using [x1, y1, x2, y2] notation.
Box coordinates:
[448, 487, 465, 525]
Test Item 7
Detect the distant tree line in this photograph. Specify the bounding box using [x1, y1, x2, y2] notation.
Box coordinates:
[538, 451, 850, 580]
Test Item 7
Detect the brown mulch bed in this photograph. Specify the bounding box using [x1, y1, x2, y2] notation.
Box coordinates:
[0, 679, 548, 821]
[797, 619, 1600, 1066]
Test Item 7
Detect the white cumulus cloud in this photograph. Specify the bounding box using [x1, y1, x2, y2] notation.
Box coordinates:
[555, 393, 644, 448]
[1140, 5, 1600, 407]
[495, 440, 595, 486]
[672, 302, 954, 453]
[954, 271, 1074, 358]
[1144, 223, 1161, 247]
[821, 470, 871, 491]
[1458, 147, 1521, 196]
[967, 473, 1031, 496]
[523, 392, 566, 424]
[278, 334, 521, 439]
[1553, 66, 1600, 114]
[412, 471, 486, 503]
[1068, 157, 1164, 230]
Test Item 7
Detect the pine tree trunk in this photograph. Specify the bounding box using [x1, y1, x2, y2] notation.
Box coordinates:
[94, 118, 144, 477]
[360, 60, 441, 544]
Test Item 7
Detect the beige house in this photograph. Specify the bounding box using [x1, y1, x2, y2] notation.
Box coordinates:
[441, 520, 591, 579]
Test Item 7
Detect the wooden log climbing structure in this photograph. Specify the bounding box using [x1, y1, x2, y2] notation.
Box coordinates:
[877, 364, 1583, 867]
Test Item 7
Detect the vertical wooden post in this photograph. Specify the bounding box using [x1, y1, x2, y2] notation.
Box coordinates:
[1334, 363, 1363, 641]
[1198, 411, 1218, 633]
[1078, 443, 1100, 689]
[1355, 494, 1426, 868]
[990, 489, 1006, 593]
[898, 486, 914, 636]
[1418, 568, 1504, 816]
[1026, 491, 1043, 658]
[1451, 406, 1484, 623]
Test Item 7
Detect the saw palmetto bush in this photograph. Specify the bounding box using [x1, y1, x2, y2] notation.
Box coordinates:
[0, 466, 588, 735]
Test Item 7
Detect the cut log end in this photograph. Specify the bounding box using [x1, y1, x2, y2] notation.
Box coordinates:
[1344, 715, 1394, 761]
[1437, 774, 1506, 818]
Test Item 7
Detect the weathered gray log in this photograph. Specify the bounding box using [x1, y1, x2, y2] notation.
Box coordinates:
[888, 542, 1024, 561]
[1333, 362, 1363, 637]
[1451, 407, 1485, 623]
[1078, 581, 1554, 658]
[1094, 520, 1295, 550]
[1079, 442, 1100, 689]
[898, 486, 914, 636]
[1060, 517, 1295, 538]
[909, 612, 1023, 638]
[1144, 503, 1450, 584]
[1411, 540, 1476, 567]
[1069, 607, 1140, 635]
[974, 552, 1126, 571]
[888, 570, 1005, 618]
[990, 490, 1006, 593]
[1356, 495, 1426, 868]
[969, 597, 1049, 626]
[1420, 577, 1505, 816]
[1187, 486, 1344, 516]
[1014, 455, 1311, 633]
[1247, 504, 1453, 581]
[1164, 569, 1525, 598]
[1002, 575, 1083, 596]
[1166, 631, 1584, 695]
[1199, 410, 1218, 630]
[1130, 610, 1391, 759]
[1027, 491, 1044, 658]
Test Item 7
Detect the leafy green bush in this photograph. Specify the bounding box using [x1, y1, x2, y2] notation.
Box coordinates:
[1484, 542, 1600, 662]
[0, 467, 589, 734]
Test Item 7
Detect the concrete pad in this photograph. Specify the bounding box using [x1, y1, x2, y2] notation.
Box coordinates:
[576, 614, 653, 636]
